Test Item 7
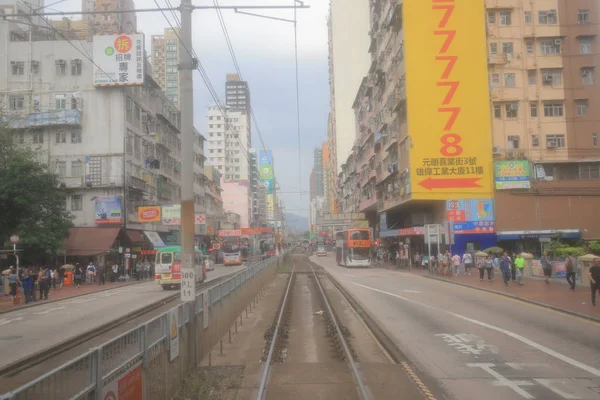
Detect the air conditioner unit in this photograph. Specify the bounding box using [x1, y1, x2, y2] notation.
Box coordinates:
[518, 152, 527, 159]
[506, 151, 516, 159]
[71, 59, 82, 65]
[555, 39, 563, 45]
[488, 56, 495, 64]
[547, 142, 557, 148]
[493, 146, 503, 154]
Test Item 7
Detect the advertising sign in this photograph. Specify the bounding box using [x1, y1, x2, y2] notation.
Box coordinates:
[259, 164, 273, 180]
[102, 358, 142, 400]
[259, 150, 275, 195]
[263, 179, 274, 194]
[446, 199, 494, 222]
[267, 194, 275, 220]
[452, 221, 495, 234]
[92, 34, 144, 87]
[495, 160, 531, 189]
[218, 230, 242, 237]
[138, 206, 161, 222]
[169, 308, 180, 361]
[259, 150, 273, 166]
[404, 1, 493, 200]
[95, 197, 122, 225]
[162, 204, 181, 225]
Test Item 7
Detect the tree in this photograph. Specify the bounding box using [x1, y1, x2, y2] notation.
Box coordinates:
[0, 125, 73, 263]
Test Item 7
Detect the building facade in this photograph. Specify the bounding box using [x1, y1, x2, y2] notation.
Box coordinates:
[151, 28, 181, 109]
[249, 149, 267, 227]
[82, 0, 137, 34]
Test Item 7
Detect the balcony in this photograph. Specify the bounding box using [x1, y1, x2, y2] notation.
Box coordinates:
[128, 175, 147, 192]
[359, 191, 377, 212]
[5, 109, 81, 129]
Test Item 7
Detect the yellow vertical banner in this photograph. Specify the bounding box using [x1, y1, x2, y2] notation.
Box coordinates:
[404, 0, 493, 200]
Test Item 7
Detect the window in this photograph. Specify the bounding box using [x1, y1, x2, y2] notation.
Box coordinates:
[541, 69, 562, 86]
[502, 42, 514, 54]
[508, 135, 520, 149]
[209, 116, 214, 120]
[546, 134, 565, 148]
[491, 73, 501, 86]
[71, 59, 82, 75]
[580, 163, 600, 180]
[17, 132, 24, 144]
[593, 133, 598, 147]
[500, 11, 512, 25]
[573, 99, 589, 117]
[578, 9, 591, 25]
[540, 40, 561, 55]
[532, 135, 539, 147]
[528, 70, 537, 85]
[55, 131, 66, 143]
[56, 161, 67, 177]
[580, 38, 593, 54]
[543, 103, 564, 117]
[582, 67, 594, 85]
[11, 61, 24, 75]
[488, 11, 496, 24]
[505, 103, 519, 118]
[71, 195, 83, 211]
[71, 160, 83, 176]
[504, 73, 516, 87]
[30, 60, 39, 74]
[524, 11, 532, 24]
[526, 41, 534, 54]
[538, 10, 558, 24]
[9, 96, 24, 110]
[32, 130, 43, 144]
[530, 102, 538, 117]
[55, 94, 67, 110]
[71, 129, 82, 143]
[55, 59, 67, 76]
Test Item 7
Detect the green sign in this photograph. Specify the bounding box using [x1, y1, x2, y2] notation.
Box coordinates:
[494, 161, 531, 190]
[310, 233, 316, 239]
[259, 164, 273, 180]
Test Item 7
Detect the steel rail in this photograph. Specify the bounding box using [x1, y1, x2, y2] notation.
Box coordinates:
[256, 263, 295, 400]
[0, 268, 245, 378]
[308, 262, 373, 400]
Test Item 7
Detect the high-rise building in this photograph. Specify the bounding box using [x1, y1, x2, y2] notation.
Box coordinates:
[82, 0, 136, 35]
[313, 147, 324, 198]
[327, 0, 371, 174]
[151, 28, 181, 109]
[249, 149, 267, 227]
[225, 74, 251, 112]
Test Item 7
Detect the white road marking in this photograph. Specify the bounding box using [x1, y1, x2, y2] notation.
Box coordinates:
[0, 316, 23, 326]
[352, 282, 600, 378]
[507, 363, 548, 370]
[534, 379, 581, 399]
[32, 306, 66, 315]
[468, 363, 535, 399]
[404, 290, 421, 293]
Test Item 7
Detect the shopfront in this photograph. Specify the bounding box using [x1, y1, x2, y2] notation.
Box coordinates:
[496, 229, 582, 258]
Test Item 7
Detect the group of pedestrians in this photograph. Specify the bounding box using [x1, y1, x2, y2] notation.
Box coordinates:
[6, 265, 66, 303]
[73, 262, 107, 287]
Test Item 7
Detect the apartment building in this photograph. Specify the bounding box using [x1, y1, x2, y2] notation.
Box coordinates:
[249, 149, 268, 227]
[82, 0, 137, 34]
[151, 28, 181, 109]
[204, 166, 225, 234]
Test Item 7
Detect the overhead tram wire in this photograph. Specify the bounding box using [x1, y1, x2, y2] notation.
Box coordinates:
[293, 0, 302, 203]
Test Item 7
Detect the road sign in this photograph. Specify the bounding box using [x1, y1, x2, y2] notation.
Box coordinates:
[424, 224, 442, 244]
[10, 235, 19, 244]
[180, 253, 195, 302]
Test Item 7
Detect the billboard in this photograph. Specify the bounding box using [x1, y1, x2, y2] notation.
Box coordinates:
[92, 34, 145, 87]
[495, 161, 531, 189]
[446, 199, 494, 222]
[95, 197, 122, 225]
[259, 150, 274, 194]
[404, 0, 493, 200]
[161, 205, 206, 225]
[138, 206, 161, 222]
[267, 194, 275, 220]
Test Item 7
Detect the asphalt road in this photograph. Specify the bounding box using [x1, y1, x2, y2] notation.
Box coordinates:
[310, 255, 600, 400]
[0, 263, 248, 369]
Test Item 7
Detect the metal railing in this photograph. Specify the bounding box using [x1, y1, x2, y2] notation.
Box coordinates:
[1, 255, 280, 400]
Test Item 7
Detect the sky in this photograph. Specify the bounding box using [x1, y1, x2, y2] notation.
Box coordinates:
[52, 0, 330, 218]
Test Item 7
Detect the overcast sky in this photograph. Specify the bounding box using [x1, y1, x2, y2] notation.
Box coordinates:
[52, 0, 330, 218]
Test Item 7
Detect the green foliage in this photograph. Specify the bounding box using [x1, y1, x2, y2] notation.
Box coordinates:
[589, 241, 600, 255]
[0, 126, 73, 263]
[552, 247, 586, 259]
[483, 246, 504, 255]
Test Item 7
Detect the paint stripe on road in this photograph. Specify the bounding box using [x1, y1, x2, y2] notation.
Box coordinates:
[352, 282, 600, 378]
[404, 290, 421, 293]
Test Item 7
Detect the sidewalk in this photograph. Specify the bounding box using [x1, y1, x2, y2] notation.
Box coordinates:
[406, 266, 600, 321]
[0, 279, 147, 314]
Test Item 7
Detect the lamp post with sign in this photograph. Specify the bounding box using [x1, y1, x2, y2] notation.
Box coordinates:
[10, 235, 20, 304]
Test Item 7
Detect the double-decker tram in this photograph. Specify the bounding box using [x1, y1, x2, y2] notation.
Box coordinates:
[335, 228, 372, 267]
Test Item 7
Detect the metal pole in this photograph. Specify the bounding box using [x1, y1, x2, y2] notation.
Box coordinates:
[13, 243, 20, 304]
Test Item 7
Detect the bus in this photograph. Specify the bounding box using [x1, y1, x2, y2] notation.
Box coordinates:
[316, 237, 327, 256]
[154, 246, 206, 290]
[222, 236, 243, 266]
[335, 228, 372, 267]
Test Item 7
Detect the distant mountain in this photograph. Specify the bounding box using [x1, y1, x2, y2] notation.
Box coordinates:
[285, 212, 308, 232]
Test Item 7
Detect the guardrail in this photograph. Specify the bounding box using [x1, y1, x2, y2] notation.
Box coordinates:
[1, 255, 282, 400]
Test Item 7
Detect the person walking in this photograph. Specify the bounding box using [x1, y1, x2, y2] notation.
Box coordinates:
[57, 265, 65, 290]
[97, 263, 105, 286]
[462, 251, 473, 276]
[22, 269, 34, 303]
[86, 262, 96, 285]
[7, 267, 19, 301]
[74, 263, 83, 288]
[38, 266, 51, 300]
[51, 268, 57, 290]
[452, 253, 461, 276]
[111, 263, 119, 283]
[565, 253, 577, 291]
[481, 254, 494, 281]
[589, 258, 600, 306]
[501, 252, 512, 287]
[511, 253, 517, 282]
[541, 251, 552, 284]
[515, 254, 525, 286]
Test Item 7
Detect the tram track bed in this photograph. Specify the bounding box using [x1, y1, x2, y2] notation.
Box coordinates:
[178, 253, 425, 400]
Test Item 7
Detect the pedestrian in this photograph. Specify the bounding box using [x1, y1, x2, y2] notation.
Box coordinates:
[452, 253, 461, 276]
[74, 263, 83, 288]
[565, 253, 577, 291]
[57, 265, 65, 290]
[111, 263, 119, 283]
[22, 269, 34, 303]
[462, 251, 473, 276]
[511, 253, 517, 282]
[541, 251, 552, 284]
[30, 268, 39, 301]
[515, 254, 525, 285]
[86, 262, 96, 285]
[97, 263, 105, 285]
[501, 252, 512, 287]
[481, 254, 493, 281]
[7, 266, 19, 301]
[51, 268, 57, 290]
[38, 266, 51, 300]
[589, 259, 600, 306]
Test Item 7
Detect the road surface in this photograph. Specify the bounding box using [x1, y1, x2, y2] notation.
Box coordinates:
[0, 263, 248, 369]
[311, 255, 600, 400]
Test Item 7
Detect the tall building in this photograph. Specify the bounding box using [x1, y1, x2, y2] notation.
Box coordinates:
[151, 28, 181, 109]
[321, 141, 330, 213]
[225, 74, 251, 113]
[249, 149, 267, 227]
[327, 0, 371, 174]
[82, 0, 136, 35]
[313, 147, 324, 197]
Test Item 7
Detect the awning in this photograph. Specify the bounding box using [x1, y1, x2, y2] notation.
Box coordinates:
[126, 230, 146, 244]
[496, 229, 581, 241]
[144, 231, 166, 248]
[62, 227, 120, 256]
